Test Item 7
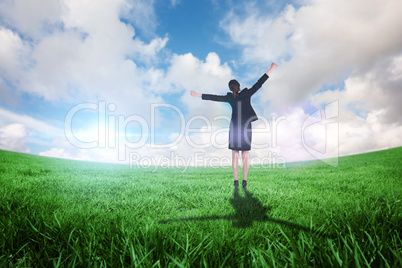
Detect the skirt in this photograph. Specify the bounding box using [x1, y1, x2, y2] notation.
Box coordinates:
[228, 121, 252, 151]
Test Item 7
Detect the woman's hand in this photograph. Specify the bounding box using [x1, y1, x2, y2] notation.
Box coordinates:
[266, 62, 277, 76]
[191, 90, 201, 97]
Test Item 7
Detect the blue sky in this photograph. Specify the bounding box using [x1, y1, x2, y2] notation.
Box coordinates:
[0, 0, 401, 166]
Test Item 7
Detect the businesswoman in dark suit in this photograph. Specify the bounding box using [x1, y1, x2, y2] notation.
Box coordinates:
[191, 62, 277, 188]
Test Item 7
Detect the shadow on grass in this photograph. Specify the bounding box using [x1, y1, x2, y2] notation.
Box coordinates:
[160, 188, 333, 238]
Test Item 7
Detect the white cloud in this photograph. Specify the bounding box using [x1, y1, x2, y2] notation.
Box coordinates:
[39, 147, 72, 160]
[0, 0, 63, 38]
[218, 0, 402, 159]
[0, 0, 241, 163]
[221, 0, 402, 107]
[0, 108, 63, 136]
[120, 0, 157, 36]
[0, 27, 30, 81]
[1, 0, 400, 165]
[39, 141, 122, 163]
[220, 4, 294, 65]
[167, 52, 234, 120]
[0, 107, 66, 156]
[170, 0, 180, 7]
[0, 0, 168, 119]
[167, 52, 232, 92]
[308, 54, 402, 155]
[0, 123, 30, 153]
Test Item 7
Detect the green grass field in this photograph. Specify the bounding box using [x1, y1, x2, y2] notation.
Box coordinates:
[0, 147, 401, 267]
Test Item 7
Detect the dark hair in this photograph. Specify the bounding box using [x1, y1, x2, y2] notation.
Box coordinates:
[228, 79, 240, 98]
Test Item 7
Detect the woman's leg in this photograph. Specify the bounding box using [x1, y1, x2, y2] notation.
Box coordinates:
[232, 150, 239, 181]
[242, 151, 249, 181]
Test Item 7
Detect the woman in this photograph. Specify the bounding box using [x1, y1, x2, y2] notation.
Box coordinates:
[191, 62, 277, 188]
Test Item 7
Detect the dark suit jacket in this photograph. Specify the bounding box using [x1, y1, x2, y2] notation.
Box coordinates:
[201, 74, 269, 125]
